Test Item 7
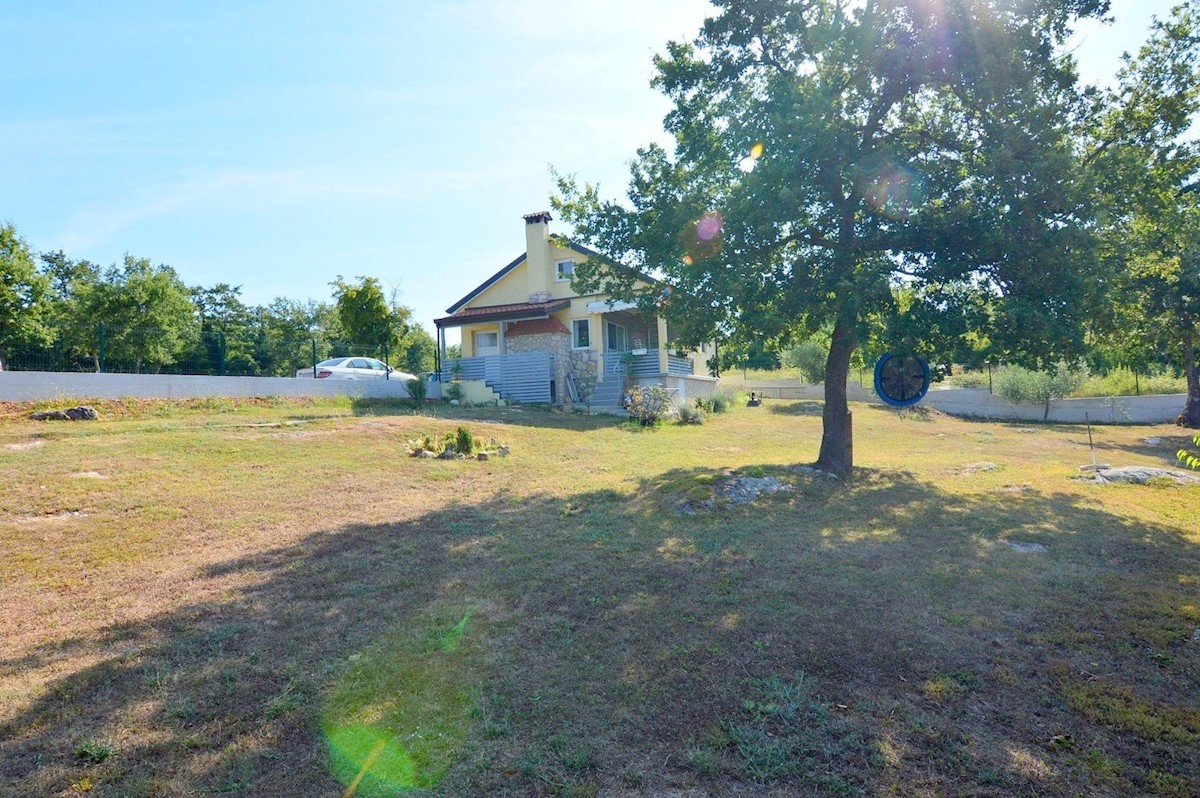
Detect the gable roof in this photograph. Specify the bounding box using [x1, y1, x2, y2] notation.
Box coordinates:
[434, 299, 571, 329]
[443, 237, 656, 316]
[444, 251, 527, 315]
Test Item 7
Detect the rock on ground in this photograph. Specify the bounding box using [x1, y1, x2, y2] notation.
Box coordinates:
[29, 406, 100, 421]
[1081, 466, 1200, 485]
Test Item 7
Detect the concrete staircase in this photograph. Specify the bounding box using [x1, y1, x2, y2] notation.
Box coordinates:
[589, 378, 624, 409]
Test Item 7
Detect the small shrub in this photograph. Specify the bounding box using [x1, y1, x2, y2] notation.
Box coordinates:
[626, 386, 674, 426]
[677, 403, 705, 425]
[698, 390, 738, 414]
[74, 739, 115, 764]
[406, 373, 428, 405]
[454, 426, 475, 455]
[445, 380, 464, 402]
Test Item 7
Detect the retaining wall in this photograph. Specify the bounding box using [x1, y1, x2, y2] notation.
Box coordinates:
[0, 372, 416, 402]
[719, 378, 1187, 424]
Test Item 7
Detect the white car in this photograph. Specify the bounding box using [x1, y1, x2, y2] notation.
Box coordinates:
[301, 357, 417, 381]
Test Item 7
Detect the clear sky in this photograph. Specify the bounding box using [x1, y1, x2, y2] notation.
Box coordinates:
[1, 0, 1179, 341]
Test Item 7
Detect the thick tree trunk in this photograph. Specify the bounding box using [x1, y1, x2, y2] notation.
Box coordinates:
[1181, 330, 1200, 428]
[816, 312, 856, 476]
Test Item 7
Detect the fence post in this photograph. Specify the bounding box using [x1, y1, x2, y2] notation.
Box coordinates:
[384, 342, 390, 380]
[312, 339, 318, 378]
[98, 322, 106, 373]
[219, 332, 227, 376]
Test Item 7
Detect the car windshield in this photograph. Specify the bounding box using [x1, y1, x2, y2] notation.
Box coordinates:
[316, 358, 349, 367]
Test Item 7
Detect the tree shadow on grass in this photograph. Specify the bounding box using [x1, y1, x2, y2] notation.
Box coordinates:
[2, 468, 1198, 796]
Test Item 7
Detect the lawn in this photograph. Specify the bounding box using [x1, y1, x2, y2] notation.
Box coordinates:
[2, 397, 1198, 797]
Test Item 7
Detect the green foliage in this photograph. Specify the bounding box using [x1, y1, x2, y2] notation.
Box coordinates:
[554, 0, 1109, 472]
[783, 340, 828, 383]
[74, 738, 115, 764]
[1179, 433, 1200, 470]
[330, 275, 413, 354]
[994, 362, 1090, 418]
[406, 373, 428, 406]
[626, 385, 674, 426]
[72, 255, 199, 372]
[1085, 3, 1200, 426]
[398, 326, 437, 375]
[454, 426, 475, 455]
[0, 223, 54, 357]
[1075, 367, 1188, 398]
[952, 370, 990, 390]
[677, 403, 705, 425]
[697, 390, 737, 414]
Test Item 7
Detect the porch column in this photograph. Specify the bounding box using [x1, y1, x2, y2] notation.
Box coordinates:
[657, 316, 669, 374]
[498, 321, 507, 355]
[437, 326, 446, 377]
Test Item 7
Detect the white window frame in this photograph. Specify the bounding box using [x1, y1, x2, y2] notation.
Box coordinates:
[606, 321, 628, 352]
[555, 259, 575, 282]
[571, 319, 590, 349]
[474, 331, 499, 353]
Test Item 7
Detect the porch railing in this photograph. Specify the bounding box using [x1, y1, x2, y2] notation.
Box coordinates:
[440, 352, 553, 403]
[603, 350, 694, 377]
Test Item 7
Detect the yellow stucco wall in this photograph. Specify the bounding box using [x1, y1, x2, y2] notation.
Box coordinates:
[468, 259, 531, 308]
[458, 323, 500, 358]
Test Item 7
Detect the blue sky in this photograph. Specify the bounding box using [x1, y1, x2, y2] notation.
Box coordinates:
[1, 0, 1178, 340]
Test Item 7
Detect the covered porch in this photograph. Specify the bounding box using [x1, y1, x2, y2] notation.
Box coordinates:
[586, 301, 696, 379]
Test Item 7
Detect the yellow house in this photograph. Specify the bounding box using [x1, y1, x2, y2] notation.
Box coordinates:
[434, 211, 716, 407]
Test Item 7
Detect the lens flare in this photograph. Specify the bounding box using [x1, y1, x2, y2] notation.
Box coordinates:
[680, 212, 724, 262]
[328, 725, 418, 795]
[323, 613, 474, 794]
[858, 159, 926, 220]
[696, 212, 722, 242]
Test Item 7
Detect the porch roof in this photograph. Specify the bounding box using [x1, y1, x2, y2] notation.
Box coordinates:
[434, 299, 571, 329]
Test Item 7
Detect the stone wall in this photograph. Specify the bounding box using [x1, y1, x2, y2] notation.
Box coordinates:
[505, 331, 571, 403]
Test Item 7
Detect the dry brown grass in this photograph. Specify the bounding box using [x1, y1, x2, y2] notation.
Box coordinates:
[1, 397, 1198, 797]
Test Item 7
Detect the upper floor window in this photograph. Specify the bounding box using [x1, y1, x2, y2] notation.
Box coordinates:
[555, 259, 575, 281]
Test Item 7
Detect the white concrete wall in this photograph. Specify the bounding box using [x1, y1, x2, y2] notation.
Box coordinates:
[0, 372, 414, 402]
[922, 388, 1184, 424]
[719, 378, 880, 403]
[719, 378, 1186, 424]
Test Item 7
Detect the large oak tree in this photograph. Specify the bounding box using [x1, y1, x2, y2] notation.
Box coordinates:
[555, 0, 1109, 474]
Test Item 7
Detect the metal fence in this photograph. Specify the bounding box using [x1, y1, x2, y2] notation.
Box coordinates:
[0, 324, 396, 378]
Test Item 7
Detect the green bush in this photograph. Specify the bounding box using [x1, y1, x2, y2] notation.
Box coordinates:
[782, 340, 828, 383]
[406, 373, 428, 405]
[677, 403, 705, 425]
[626, 386, 674, 426]
[454, 426, 475, 455]
[698, 389, 739, 414]
[994, 362, 1089, 420]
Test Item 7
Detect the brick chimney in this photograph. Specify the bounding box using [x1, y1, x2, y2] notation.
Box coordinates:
[523, 211, 552, 299]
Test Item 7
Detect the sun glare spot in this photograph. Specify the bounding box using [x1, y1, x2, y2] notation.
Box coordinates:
[696, 212, 722, 242]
